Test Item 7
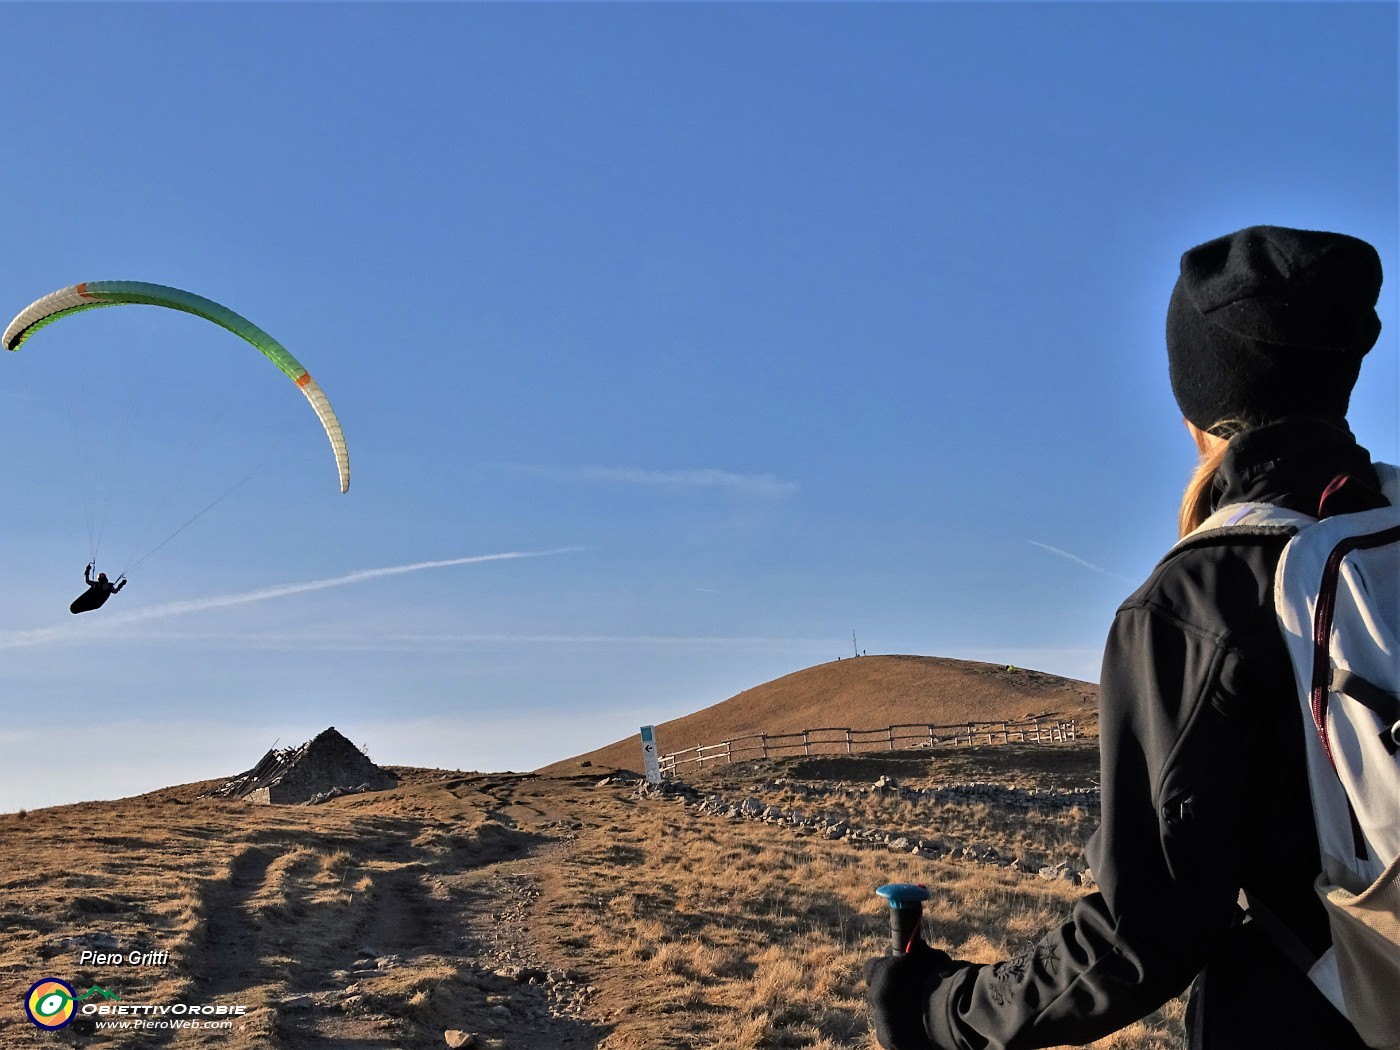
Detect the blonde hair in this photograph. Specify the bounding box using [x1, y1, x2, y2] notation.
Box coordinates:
[1178, 420, 1248, 538]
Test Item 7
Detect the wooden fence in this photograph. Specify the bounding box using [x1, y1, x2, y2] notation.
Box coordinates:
[657, 718, 1078, 779]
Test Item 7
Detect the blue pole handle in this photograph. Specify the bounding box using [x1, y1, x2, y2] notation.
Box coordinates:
[876, 883, 931, 955]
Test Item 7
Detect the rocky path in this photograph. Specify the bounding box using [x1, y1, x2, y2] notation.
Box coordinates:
[265, 773, 614, 1050]
[71, 773, 622, 1050]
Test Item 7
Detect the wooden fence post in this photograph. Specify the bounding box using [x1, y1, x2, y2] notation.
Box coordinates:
[657, 717, 1074, 778]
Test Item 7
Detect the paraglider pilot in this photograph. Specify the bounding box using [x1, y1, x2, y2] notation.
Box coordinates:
[71, 563, 126, 614]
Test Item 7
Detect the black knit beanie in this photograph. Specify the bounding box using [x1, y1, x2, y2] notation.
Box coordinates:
[1166, 225, 1383, 433]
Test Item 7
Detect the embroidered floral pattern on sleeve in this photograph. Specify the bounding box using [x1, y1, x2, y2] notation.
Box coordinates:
[989, 941, 1061, 1006]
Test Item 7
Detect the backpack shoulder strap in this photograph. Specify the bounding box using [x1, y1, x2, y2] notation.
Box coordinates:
[1238, 890, 1351, 1018]
[1201, 502, 1317, 532]
[1169, 502, 1316, 556]
[1176, 461, 1396, 554]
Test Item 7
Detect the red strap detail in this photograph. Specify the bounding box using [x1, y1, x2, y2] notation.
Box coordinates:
[1308, 522, 1400, 768]
[1318, 473, 1389, 519]
[904, 915, 923, 955]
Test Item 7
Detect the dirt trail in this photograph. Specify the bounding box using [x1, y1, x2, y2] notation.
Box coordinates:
[256, 773, 614, 1050]
[1, 772, 625, 1050]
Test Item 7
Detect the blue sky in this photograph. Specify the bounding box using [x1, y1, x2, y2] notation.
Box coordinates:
[0, 2, 1394, 811]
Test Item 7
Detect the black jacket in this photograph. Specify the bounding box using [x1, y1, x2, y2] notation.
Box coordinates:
[926, 419, 1376, 1050]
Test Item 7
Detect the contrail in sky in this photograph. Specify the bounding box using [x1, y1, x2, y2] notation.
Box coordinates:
[1026, 541, 1136, 584]
[0, 549, 580, 649]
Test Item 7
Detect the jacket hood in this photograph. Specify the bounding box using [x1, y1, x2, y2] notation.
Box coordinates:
[1214, 417, 1380, 517]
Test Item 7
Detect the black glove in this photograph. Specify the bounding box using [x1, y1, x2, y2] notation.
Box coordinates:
[864, 939, 962, 1050]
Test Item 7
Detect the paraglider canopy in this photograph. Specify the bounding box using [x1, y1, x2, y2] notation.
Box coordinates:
[3, 281, 349, 493]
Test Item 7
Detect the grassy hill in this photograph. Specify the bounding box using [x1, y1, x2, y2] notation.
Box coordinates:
[538, 654, 1099, 776]
[0, 744, 1186, 1050]
[0, 659, 1156, 1050]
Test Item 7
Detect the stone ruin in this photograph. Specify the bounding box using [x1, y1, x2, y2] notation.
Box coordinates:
[205, 726, 398, 805]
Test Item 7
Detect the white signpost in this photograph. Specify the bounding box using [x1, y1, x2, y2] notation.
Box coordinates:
[640, 725, 661, 784]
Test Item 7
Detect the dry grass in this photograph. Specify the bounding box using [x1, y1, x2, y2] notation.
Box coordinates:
[0, 774, 539, 1049]
[549, 801, 1113, 1049]
[525, 745, 1180, 1050]
[0, 748, 1183, 1049]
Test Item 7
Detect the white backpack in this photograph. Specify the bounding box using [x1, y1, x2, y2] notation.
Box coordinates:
[1187, 462, 1400, 1049]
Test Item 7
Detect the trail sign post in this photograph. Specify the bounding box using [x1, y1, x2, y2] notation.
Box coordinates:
[640, 725, 661, 784]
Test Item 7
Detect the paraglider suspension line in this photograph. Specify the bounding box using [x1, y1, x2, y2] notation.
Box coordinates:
[118, 457, 266, 576]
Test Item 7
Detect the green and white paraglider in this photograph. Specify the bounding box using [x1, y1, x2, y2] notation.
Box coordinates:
[4, 280, 350, 610]
[3, 280, 350, 493]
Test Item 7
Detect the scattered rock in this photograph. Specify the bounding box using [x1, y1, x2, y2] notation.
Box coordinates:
[682, 777, 1092, 882]
[632, 779, 700, 802]
[1038, 861, 1082, 883]
[445, 1031, 477, 1048]
[496, 965, 548, 984]
[596, 771, 642, 788]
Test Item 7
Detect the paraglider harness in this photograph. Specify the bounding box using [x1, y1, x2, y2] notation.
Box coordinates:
[71, 563, 126, 614]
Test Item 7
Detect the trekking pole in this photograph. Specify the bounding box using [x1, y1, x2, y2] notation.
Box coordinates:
[876, 883, 931, 955]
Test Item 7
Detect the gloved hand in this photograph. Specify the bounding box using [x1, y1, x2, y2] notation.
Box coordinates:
[864, 939, 963, 1050]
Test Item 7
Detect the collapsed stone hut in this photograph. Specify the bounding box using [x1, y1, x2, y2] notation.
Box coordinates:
[206, 726, 398, 804]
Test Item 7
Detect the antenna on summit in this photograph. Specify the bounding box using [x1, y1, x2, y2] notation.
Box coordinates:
[853, 630, 859, 658]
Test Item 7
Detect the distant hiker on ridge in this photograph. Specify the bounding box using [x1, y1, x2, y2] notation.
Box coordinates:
[865, 225, 1391, 1049]
[71, 563, 126, 614]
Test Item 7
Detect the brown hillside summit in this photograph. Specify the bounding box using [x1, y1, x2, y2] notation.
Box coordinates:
[538, 654, 1099, 776]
